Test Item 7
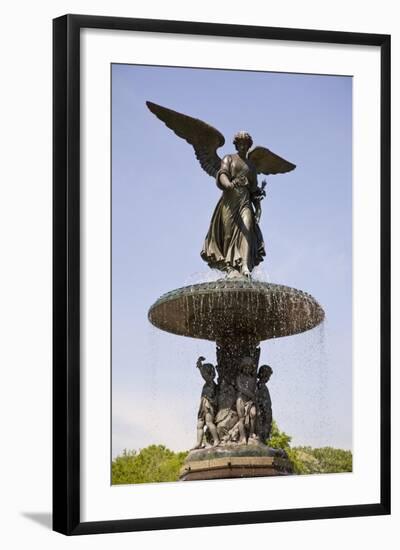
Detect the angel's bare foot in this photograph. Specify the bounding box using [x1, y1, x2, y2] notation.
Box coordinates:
[242, 267, 251, 278]
[238, 438, 247, 446]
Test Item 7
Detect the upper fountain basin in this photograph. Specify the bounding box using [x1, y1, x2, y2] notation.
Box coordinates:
[148, 279, 325, 342]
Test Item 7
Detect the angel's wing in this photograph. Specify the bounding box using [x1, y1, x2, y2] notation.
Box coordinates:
[146, 101, 225, 178]
[248, 146, 296, 175]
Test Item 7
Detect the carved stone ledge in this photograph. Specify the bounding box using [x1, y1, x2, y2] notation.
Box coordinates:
[180, 443, 292, 480]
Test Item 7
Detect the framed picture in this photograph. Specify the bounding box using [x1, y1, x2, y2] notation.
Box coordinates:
[53, 14, 390, 535]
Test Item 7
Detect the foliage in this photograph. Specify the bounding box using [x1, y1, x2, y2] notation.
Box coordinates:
[267, 421, 352, 475]
[112, 425, 352, 484]
[266, 420, 292, 450]
[112, 444, 188, 485]
[289, 446, 352, 474]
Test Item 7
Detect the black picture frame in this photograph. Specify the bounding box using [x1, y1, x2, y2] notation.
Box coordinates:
[53, 14, 391, 535]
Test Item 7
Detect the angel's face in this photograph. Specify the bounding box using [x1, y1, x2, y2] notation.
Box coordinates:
[235, 138, 251, 156]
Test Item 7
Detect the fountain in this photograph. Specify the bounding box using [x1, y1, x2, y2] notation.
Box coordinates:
[146, 101, 325, 480]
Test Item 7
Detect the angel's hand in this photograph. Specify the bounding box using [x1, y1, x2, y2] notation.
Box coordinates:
[232, 176, 248, 188]
[254, 185, 266, 201]
[219, 173, 235, 190]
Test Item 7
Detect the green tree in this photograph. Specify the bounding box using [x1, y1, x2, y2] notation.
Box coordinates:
[112, 445, 187, 485]
[294, 446, 352, 474]
[266, 421, 352, 475]
[112, 427, 352, 484]
[266, 420, 292, 450]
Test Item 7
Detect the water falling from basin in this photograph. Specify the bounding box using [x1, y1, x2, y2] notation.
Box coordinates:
[148, 279, 324, 343]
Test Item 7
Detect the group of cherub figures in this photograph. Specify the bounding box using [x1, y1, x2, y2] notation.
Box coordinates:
[195, 355, 273, 449]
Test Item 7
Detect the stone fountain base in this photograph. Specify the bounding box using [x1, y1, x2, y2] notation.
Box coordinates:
[180, 443, 292, 481]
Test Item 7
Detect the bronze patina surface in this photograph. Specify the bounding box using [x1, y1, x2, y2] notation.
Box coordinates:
[146, 101, 295, 278]
[146, 102, 324, 480]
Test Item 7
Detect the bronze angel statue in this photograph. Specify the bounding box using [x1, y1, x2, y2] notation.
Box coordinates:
[146, 101, 296, 278]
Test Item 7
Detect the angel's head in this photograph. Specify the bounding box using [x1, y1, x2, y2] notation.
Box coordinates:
[233, 131, 253, 155]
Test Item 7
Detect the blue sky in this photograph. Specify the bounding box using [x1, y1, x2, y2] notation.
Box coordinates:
[111, 64, 352, 457]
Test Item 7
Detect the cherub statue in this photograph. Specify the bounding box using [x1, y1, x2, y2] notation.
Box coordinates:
[194, 356, 220, 449]
[146, 101, 296, 278]
[256, 365, 273, 443]
[215, 376, 238, 444]
[236, 357, 258, 445]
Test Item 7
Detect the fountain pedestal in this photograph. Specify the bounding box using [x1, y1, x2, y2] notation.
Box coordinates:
[180, 443, 292, 481]
[148, 278, 324, 481]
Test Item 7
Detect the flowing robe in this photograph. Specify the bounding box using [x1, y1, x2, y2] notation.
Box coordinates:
[201, 154, 266, 272]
